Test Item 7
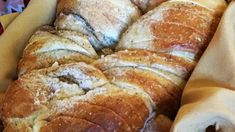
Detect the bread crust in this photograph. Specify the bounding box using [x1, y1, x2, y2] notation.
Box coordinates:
[55, 0, 141, 50]
[131, 0, 168, 12]
[40, 116, 105, 132]
[117, 0, 223, 61]
[2, 0, 226, 131]
[93, 50, 195, 79]
[2, 63, 153, 132]
[18, 26, 98, 75]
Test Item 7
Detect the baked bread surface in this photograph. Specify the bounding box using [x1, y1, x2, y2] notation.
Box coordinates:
[1, 0, 226, 131]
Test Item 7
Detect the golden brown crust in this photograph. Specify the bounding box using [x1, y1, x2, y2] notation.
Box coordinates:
[93, 50, 195, 79]
[2, 63, 108, 129]
[159, 3, 219, 37]
[3, 125, 31, 132]
[52, 102, 132, 132]
[144, 114, 173, 132]
[82, 84, 153, 131]
[108, 92, 150, 121]
[46, 85, 142, 131]
[56, 0, 80, 16]
[41, 116, 105, 132]
[117, 0, 223, 61]
[92, 0, 225, 119]
[150, 22, 205, 54]
[2, 63, 152, 131]
[147, 0, 169, 11]
[103, 67, 180, 118]
[82, 84, 152, 128]
[18, 26, 98, 75]
[2, 0, 226, 131]
[147, 2, 221, 58]
[24, 27, 97, 58]
[87, 90, 147, 131]
[18, 50, 95, 76]
[2, 81, 39, 119]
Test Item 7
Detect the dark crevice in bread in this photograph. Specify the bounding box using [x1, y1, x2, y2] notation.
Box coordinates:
[69, 13, 118, 49]
[55, 12, 117, 50]
[55, 12, 102, 50]
[57, 76, 78, 85]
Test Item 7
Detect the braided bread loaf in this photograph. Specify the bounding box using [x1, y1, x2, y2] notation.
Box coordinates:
[2, 0, 226, 131]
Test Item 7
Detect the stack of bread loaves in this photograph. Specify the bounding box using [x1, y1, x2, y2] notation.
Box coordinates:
[1, 0, 226, 131]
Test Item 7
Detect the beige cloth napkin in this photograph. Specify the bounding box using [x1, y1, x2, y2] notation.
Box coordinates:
[172, 1, 235, 132]
[0, 13, 19, 29]
[0, 0, 57, 91]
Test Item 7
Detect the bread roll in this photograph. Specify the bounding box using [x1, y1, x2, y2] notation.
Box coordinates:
[117, 0, 226, 61]
[94, 50, 195, 81]
[55, 0, 141, 50]
[18, 26, 98, 75]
